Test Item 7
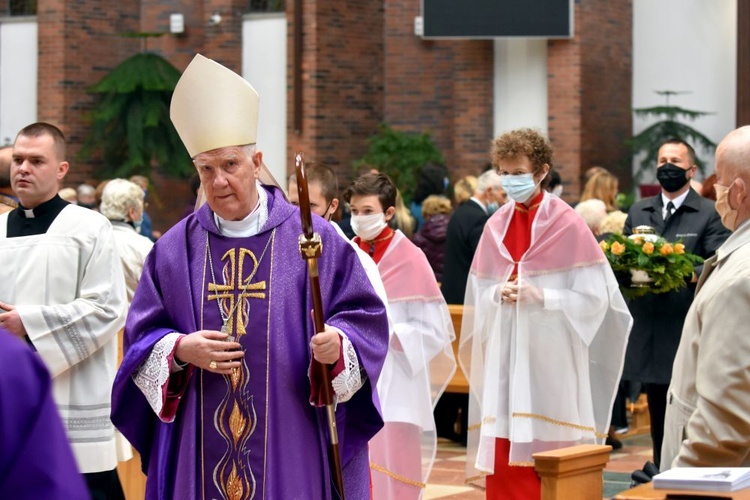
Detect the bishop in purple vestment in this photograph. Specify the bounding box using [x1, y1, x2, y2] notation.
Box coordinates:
[0, 327, 89, 499]
[111, 54, 389, 500]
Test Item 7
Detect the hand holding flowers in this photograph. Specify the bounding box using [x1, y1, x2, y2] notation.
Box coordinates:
[600, 230, 702, 299]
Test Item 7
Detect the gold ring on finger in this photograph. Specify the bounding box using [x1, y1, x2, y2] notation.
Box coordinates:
[209, 360, 217, 370]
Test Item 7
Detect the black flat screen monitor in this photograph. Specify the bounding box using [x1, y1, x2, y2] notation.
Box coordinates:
[422, 0, 573, 39]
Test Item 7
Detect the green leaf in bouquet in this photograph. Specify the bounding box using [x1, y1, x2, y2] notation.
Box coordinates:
[637, 253, 650, 267]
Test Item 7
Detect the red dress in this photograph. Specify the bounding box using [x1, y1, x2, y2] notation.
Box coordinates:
[485, 191, 544, 500]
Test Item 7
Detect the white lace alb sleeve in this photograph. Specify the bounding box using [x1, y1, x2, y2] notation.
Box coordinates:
[132, 332, 182, 421]
[331, 332, 364, 404]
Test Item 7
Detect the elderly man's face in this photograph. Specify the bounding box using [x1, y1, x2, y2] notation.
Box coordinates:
[194, 146, 261, 220]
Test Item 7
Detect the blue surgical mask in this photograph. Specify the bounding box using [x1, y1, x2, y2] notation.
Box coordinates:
[487, 201, 499, 215]
[502, 173, 541, 204]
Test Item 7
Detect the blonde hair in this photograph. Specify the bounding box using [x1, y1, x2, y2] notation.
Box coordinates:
[392, 190, 414, 238]
[580, 170, 619, 212]
[598, 210, 628, 235]
[453, 175, 477, 205]
[100, 178, 145, 222]
[422, 195, 452, 218]
[574, 199, 607, 233]
[58, 187, 77, 203]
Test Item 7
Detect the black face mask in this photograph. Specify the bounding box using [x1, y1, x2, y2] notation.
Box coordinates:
[656, 163, 690, 193]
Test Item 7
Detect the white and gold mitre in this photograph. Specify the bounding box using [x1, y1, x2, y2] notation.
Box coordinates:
[170, 54, 260, 158]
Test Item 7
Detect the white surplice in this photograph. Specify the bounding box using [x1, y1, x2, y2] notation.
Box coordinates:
[370, 230, 456, 499]
[0, 205, 127, 473]
[460, 194, 632, 483]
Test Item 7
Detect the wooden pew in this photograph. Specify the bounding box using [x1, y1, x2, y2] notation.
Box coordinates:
[533, 444, 612, 500]
[627, 393, 651, 436]
[446, 304, 469, 394]
[117, 328, 148, 499]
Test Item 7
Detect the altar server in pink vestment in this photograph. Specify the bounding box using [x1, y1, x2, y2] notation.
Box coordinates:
[460, 128, 632, 499]
[345, 173, 456, 499]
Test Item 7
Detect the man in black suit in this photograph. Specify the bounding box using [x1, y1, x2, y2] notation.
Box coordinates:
[623, 138, 730, 468]
[436, 169, 504, 443]
[441, 169, 505, 304]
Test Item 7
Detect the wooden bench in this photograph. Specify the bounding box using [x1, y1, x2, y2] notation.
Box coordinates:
[446, 304, 469, 394]
[117, 328, 148, 499]
[627, 393, 651, 436]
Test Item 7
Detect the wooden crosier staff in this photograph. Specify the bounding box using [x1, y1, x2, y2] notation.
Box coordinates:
[295, 152, 346, 499]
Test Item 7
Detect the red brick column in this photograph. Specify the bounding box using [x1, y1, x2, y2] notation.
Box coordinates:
[383, 0, 493, 182]
[548, 0, 633, 199]
[37, 0, 140, 184]
[286, 0, 385, 185]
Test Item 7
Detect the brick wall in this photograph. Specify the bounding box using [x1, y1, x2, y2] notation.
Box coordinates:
[548, 0, 633, 200]
[286, 0, 385, 188]
[37, 0, 140, 185]
[383, 0, 493, 182]
[34, 0, 632, 232]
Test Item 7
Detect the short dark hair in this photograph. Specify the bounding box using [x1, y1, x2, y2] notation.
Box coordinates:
[343, 172, 396, 211]
[305, 162, 338, 204]
[660, 138, 696, 165]
[16, 122, 67, 161]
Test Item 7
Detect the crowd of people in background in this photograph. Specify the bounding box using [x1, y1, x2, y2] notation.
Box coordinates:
[1, 54, 748, 500]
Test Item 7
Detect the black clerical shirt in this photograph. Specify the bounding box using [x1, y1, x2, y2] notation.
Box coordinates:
[6, 195, 69, 237]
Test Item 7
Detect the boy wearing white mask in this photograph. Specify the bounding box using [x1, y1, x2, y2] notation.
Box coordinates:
[344, 173, 456, 500]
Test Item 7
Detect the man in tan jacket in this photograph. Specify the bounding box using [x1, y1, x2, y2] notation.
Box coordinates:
[662, 125, 750, 469]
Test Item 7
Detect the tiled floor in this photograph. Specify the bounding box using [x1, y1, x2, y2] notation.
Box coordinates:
[423, 432, 654, 499]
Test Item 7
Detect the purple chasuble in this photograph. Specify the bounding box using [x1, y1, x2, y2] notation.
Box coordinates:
[112, 185, 389, 500]
[0, 328, 89, 500]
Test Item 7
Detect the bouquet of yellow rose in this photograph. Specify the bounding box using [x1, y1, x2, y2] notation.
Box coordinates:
[599, 229, 703, 299]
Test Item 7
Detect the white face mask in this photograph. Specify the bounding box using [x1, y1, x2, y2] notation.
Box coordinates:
[502, 173, 541, 204]
[351, 213, 387, 241]
[714, 183, 739, 231]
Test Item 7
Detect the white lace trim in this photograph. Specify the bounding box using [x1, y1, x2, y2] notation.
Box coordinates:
[132, 332, 182, 421]
[332, 334, 363, 404]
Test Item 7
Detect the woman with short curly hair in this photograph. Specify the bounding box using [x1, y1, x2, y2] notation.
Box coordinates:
[461, 128, 632, 499]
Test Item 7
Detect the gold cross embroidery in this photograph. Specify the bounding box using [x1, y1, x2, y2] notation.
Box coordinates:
[207, 247, 267, 338]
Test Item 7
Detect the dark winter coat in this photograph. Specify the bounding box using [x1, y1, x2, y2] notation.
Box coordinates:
[412, 213, 450, 282]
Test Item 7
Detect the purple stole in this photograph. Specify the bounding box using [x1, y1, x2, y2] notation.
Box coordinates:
[200, 229, 275, 499]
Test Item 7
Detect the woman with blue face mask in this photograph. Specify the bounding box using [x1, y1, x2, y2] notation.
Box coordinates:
[458, 128, 632, 499]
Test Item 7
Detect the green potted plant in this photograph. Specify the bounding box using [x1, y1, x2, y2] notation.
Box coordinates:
[80, 51, 191, 179]
[353, 124, 444, 203]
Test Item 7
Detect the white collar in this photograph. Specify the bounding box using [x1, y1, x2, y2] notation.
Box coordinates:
[661, 189, 689, 211]
[214, 181, 269, 237]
